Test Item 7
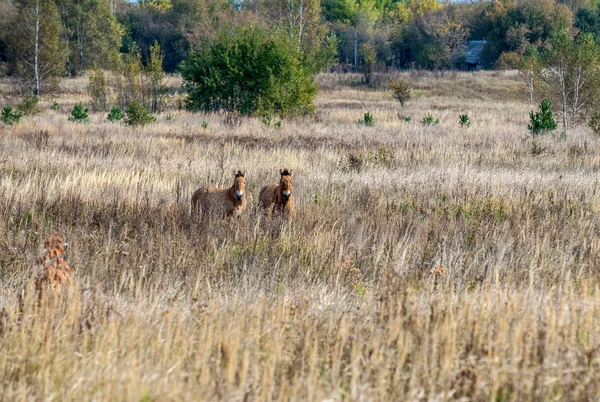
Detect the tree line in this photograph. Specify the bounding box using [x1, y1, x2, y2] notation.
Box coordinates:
[3, 0, 600, 126]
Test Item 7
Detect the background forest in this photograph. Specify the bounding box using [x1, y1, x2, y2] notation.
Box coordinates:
[2, 0, 600, 82]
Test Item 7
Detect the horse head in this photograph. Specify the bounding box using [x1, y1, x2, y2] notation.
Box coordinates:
[233, 170, 246, 201]
[279, 169, 293, 202]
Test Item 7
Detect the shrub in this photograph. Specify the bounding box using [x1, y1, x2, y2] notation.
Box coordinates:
[180, 26, 316, 117]
[88, 67, 108, 112]
[201, 121, 208, 129]
[125, 101, 156, 126]
[360, 43, 377, 87]
[1, 106, 22, 125]
[107, 106, 125, 122]
[390, 78, 411, 107]
[589, 112, 600, 135]
[422, 113, 440, 125]
[17, 93, 42, 116]
[459, 114, 471, 128]
[357, 111, 374, 126]
[260, 113, 282, 128]
[528, 98, 557, 136]
[166, 113, 173, 121]
[50, 101, 61, 111]
[68, 104, 90, 123]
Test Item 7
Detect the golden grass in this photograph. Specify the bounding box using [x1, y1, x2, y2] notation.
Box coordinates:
[1, 72, 600, 400]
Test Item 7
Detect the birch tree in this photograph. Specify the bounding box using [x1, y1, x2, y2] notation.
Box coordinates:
[55, 0, 122, 76]
[9, 0, 66, 94]
[540, 29, 600, 131]
[260, 0, 327, 66]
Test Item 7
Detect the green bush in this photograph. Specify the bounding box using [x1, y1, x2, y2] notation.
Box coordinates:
[179, 27, 316, 117]
[357, 111, 375, 126]
[589, 111, 600, 135]
[50, 101, 61, 111]
[1, 106, 22, 125]
[107, 106, 125, 122]
[125, 101, 156, 126]
[459, 114, 471, 128]
[201, 121, 208, 129]
[17, 93, 42, 116]
[68, 103, 89, 123]
[422, 113, 440, 125]
[528, 99, 557, 136]
[260, 113, 282, 128]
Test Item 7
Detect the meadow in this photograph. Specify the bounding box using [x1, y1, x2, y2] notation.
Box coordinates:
[1, 71, 600, 401]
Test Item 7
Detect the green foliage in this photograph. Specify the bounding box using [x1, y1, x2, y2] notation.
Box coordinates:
[201, 121, 208, 129]
[68, 103, 90, 123]
[1, 106, 22, 125]
[588, 111, 600, 135]
[17, 94, 42, 116]
[354, 282, 367, 297]
[180, 27, 316, 117]
[50, 101, 61, 111]
[125, 101, 156, 126]
[88, 67, 108, 112]
[147, 41, 166, 113]
[528, 99, 557, 136]
[166, 113, 173, 121]
[260, 113, 282, 128]
[358, 111, 374, 126]
[422, 113, 439, 125]
[390, 77, 411, 107]
[360, 43, 377, 86]
[539, 30, 600, 132]
[107, 106, 125, 122]
[459, 114, 470, 128]
[319, 31, 339, 71]
[7, 0, 66, 94]
[54, 0, 122, 76]
[404, 117, 411, 123]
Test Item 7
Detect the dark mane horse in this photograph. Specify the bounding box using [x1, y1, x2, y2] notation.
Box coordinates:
[258, 169, 294, 220]
[191, 170, 247, 217]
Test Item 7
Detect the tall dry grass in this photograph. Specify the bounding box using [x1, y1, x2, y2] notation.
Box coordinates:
[1, 72, 600, 401]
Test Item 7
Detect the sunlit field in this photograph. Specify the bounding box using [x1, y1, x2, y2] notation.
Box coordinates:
[2, 71, 600, 401]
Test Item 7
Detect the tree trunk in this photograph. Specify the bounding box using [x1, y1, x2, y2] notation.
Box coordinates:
[529, 73, 533, 104]
[571, 67, 582, 128]
[34, 0, 41, 95]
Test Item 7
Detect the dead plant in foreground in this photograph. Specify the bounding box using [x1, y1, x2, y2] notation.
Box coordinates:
[36, 235, 72, 299]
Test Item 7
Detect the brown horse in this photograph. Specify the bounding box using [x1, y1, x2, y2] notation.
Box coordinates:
[191, 170, 247, 217]
[258, 169, 294, 220]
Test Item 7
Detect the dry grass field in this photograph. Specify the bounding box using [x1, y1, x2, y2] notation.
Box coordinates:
[2, 70, 600, 401]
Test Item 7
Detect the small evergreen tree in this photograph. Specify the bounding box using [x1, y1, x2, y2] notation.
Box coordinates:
[68, 103, 89, 122]
[125, 101, 156, 126]
[107, 106, 125, 122]
[528, 98, 557, 136]
[1, 106, 22, 125]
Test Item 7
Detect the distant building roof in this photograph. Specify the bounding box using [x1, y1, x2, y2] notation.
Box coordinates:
[465, 40, 486, 65]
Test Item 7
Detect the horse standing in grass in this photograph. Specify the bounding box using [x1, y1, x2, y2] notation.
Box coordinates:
[259, 169, 294, 220]
[191, 170, 247, 217]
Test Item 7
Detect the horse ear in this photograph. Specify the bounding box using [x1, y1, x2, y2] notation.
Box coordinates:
[242, 170, 246, 178]
[289, 169, 293, 177]
[280, 169, 283, 175]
